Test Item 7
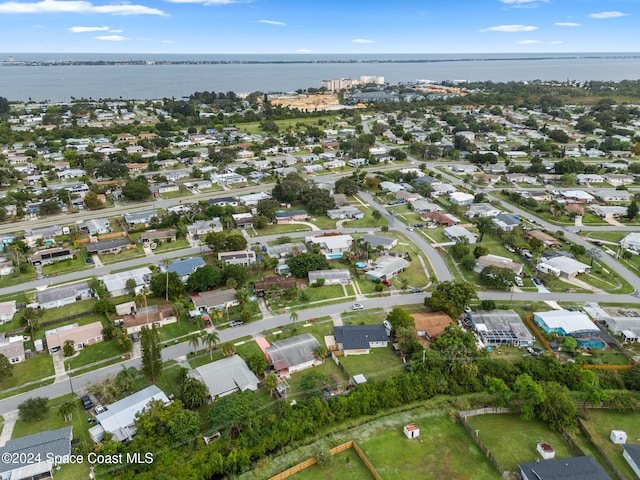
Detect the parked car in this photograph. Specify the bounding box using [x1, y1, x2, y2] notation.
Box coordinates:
[203, 315, 212, 328]
[514, 276, 524, 287]
[229, 320, 244, 327]
[407, 227, 414, 232]
[351, 303, 364, 311]
[381, 279, 392, 287]
[410, 287, 424, 293]
[94, 404, 105, 415]
[533, 278, 542, 286]
[80, 395, 93, 410]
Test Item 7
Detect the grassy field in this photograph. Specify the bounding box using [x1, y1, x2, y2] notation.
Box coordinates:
[42, 255, 88, 277]
[0, 268, 37, 289]
[338, 347, 405, 383]
[465, 414, 578, 473]
[251, 223, 312, 236]
[64, 340, 124, 370]
[580, 409, 640, 480]
[291, 449, 374, 479]
[0, 353, 54, 391]
[100, 246, 144, 264]
[584, 231, 628, 243]
[285, 360, 348, 401]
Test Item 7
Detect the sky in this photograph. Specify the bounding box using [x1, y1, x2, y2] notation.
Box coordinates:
[0, 0, 639, 54]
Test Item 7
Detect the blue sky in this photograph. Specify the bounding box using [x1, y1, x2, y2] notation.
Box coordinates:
[0, 0, 638, 54]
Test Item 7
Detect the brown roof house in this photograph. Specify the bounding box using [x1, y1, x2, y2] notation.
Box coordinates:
[411, 312, 453, 341]
[191, 288, 238, 314]
[527, 230, 561, 248]
[0, 335, 25, 364]
[45, 322, 104, 353]
[254, 277, 297, 296]
[420, 211, 458, 227]
[122, 305, 176, 334]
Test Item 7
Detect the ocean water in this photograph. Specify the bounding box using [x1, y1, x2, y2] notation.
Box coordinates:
[0, 53, 639, 102]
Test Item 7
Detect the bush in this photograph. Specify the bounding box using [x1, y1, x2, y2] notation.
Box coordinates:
[375, 284, 384, 292]
[18, 397, 49, 422]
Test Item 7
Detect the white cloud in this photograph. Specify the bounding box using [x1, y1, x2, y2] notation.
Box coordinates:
[482, 24, 538, 32]
[67, 25, 108, 33]
[295, 48, 312, 53]
[95, 34, 128, 41]
[255, 19, 286, 26]
[0, 0, 166, 15]
[517, 39, 542, 44]
[589, 11, 629, 19]
[352, 38, 376, 44]
[554, 22, 581, 27]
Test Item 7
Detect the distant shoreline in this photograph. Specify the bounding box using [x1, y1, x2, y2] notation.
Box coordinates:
[2, 54, 640, 67]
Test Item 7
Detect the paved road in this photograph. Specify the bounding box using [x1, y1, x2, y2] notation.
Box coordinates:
[357, 190, 454, 282]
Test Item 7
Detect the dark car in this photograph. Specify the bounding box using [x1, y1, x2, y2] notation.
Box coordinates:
[80, 394, 93, 410]
[229, 320, 244, 327]
[410, 288, 424, 293]
[533, 278, 542, 286]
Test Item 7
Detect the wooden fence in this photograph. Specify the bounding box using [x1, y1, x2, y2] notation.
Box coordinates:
[578, 419, 626, 480]
[268, 440, 381, 480]
[524, 314, 553, 352]
[458, 414, 509, 478]
[74, 231, 127, 244]
[579, 364, 634, 371]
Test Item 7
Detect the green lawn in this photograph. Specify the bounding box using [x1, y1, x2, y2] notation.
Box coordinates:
[308, 215, 338, 229]
[157, 319, 201, 343]
[581, 213, 609, 225]
[0, 353, 54, 391]
[100, 246, 144, 265]
[64, 340, 124, 370]
[0, 268, 37, 289]
[152, 238, 191, 254]
[252, 223, 313, 236]
[580, 410, 640, 480]
[285, 360, 348, 401]
[465, 414, 579, 473]
[419, 227, 451, 245]
[291, 449, 374, 479]
[584, 231, 627, 243]
[358, 410, 501, 480]
[42, 255, 88, 277]
[343, 209, 388, 228]
[338, 347, 405, 382]
[160, 189, 193, 199]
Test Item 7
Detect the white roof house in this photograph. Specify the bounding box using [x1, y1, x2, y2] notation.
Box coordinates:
[444, 226, 477, 244]
[305, 234, 353, 258]
[90, 385, 170, 443]
[621, 233, 640, 252]
[98, 267, 152, 296]
[537, 257, 590, 278]
[365, 255, 410, 281]
[449, 192, 475, 206]
[533, 310, 599, 336]
[189, 355, 259, 399]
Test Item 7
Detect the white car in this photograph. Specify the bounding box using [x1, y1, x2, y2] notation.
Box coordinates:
[351, 303, 364, 311]
[514, 276, 524, 287]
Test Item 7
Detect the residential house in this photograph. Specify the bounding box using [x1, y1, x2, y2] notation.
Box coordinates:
[536, 256, 590, 278]
[605, 173, 634, 187]
[410, 200, 441, 213]
[189, 355, 260, 400]
[326, 206, 364, 220]
[265, 333, 320, 376]
[469, 310, 535, 347]
[561, 190, 595, 203]
[360, 234, 397, 250]
[420, 211, 459, 227]
[623, 445, 640, 479]
[621, 233, 640, 252]
[533, 310, 599, 337]
[0, 300, 17, 324]
[449, 192, 474, 206]
[492, 213, 521, 232]
[24, 226, 63, 247]
[166, 257, 206, 283]
[78, 218, 110, 236]
[0, 427, 73, 480]
[527, 230, 561, 248]
[236, 192, 271, 206]
[98, 267, 152, 297]
[308, 269, 351, 285]
[45, 321, 104, 353]
[208, 196, 239, 208]
[122, 305, 176, 335]
[466, 203, 502, 218]
[89, 386, 170, 443]
[365, 255, 410, 281]
[474, 255, 523, 275]
[301, 164, 324, 174]
[519, 456, 610, 480]
[576, 173, 604, 184]
[140, 229, 177, 244]
[334, 325, 389, 356]
[379, 181, 404, 193]
[504, 173, 537, 184]
[589, 205, 627, 219]
[191, 288, 238, 313]
[232, 213, 255, 229]
[348, 158, 368, 167]
[150, 183, 179, 196]
[0, 335, 25, 364]
[275, 210, 309, 224]
[411, 312, 453, 341]
[444, 226, 477, 244]
[0, 257, 13, 277]
[124, 210, 158, 228]
[29, 246, 74, 266]
[593, 188, 632, 203]
[86, 238, 132, 255]
[36, 280, 93, 309]
[187, 219, 223, 239]
[254, 277, 297, 296]
[218, 250, 256, 266]
[164, 169, 190, 182]
[305, 234, 354, 259]
[333, 193, 348, 206]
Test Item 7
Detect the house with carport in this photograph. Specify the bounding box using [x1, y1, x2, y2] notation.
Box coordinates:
[308, 269, 351, 285]
[36, 280, 93, 309]
[45, 321, 104, 353]
[191, 288, 238, 314]
[265, 333, 320, 376]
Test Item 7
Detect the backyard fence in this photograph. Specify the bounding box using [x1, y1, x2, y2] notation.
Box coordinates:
[3, 310, 95, 337]
[268, 440, 381, 480]
[458, 407, 511, 417]
[557, 428, 585, 457]
[458, 413, 510, 478]
[579, 364, 634, 371]
[524, 314, 553, 353]
[578, 419, 626, 480]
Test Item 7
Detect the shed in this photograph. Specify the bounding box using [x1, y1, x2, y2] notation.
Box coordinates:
[403, 423, 420, 440]
[537, 442, 555, 459]
[611, 430, 627, 444]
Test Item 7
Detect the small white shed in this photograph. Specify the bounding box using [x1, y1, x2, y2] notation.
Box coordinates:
[611, 430, 627, 444]
[404, 423, 420, 440]
[537, 442, 555, 460]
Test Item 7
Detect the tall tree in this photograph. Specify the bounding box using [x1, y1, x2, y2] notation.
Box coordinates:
[203, 331, 220, 360]
[115, 366, 137, 393]
[140, 325, 163, 384]
[424, 281, 478, 318]
[182, 377, 210, 408]
[58, 401, 75, 423]
[263, 372, 279, 398]
[0, 354, 13, 382]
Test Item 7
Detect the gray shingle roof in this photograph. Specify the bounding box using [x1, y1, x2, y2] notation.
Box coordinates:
[334, 325, 388, 350]
[519, 456, 611, 480]
[85, 237, 131, 253]
[0, 426, 72, 476]
[266, 333, 319, 369]
[36, 280, 90, 304]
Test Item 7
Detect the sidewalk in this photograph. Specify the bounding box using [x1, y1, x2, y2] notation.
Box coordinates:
[0, 410, 18, 447]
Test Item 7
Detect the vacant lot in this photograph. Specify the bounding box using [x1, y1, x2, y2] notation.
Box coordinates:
[338, 347, 405, 383]
[291, 450, 374, 479]
[580, 409, 640, 479]
[466, 414, 579, 473]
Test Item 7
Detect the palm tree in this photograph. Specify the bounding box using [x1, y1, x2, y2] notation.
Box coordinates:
[263, 372, 279, 398]
[188, 332, 202, 353]
[203, 331, 220, 360]
[289, 310, 299, 326]
[58, 401, 75, 423]
[172, 300, 186, 322]
[115, 366, 137, 394]
[235, 289, 249, 307]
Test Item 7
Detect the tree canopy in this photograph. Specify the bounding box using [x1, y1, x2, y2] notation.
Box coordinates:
[424, 281, 478, 318]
